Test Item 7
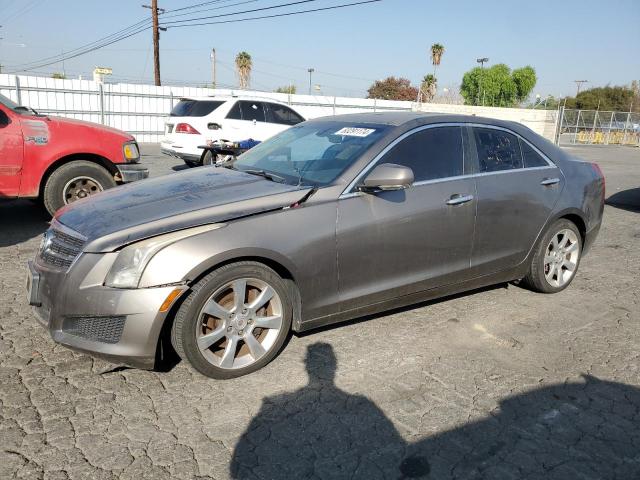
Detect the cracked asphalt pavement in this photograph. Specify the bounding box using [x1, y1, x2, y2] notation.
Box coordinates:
[1, 144, 639, 479]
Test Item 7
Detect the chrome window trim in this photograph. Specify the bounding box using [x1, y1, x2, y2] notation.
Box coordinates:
[339, 122, 557, 199]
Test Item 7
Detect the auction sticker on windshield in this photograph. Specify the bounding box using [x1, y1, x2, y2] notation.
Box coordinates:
[335, 127, 376, 137]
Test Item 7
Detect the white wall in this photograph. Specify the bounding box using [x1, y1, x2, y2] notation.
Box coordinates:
[0, 74, 557, 143]
[414, 103, 558, 139]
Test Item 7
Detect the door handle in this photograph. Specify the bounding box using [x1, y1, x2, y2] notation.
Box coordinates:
[540, 177, 560, 186]
[446, 194, 474, 205]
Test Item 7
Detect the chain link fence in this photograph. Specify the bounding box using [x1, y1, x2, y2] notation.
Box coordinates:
[557, 108, 640, 146]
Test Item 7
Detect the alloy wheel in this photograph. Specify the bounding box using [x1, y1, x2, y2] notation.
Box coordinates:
[544, 228, 580, 288]
[196, 278, 283, 370]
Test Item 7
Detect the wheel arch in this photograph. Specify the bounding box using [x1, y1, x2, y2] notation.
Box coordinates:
[551, 208, 587, 243]
[38, 153, 119, 199]
[173, 252, 303, 333]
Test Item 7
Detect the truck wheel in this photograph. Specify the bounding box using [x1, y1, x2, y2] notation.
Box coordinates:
[43, 161, 116, 216]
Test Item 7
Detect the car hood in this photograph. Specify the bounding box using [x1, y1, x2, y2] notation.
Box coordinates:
[55, 167, 312, 252]
[48, 115, 135, 139]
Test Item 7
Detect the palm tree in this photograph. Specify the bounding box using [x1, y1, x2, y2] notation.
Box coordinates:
[430, 43, 445, 75]
[420, 74, 437, 102]
[235, 51, 252, 89]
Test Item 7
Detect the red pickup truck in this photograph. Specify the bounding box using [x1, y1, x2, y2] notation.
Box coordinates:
[0, 93, 148, 215]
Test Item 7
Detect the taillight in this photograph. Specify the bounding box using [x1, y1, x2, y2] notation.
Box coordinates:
[175, 123, 200, 134]
[591, 163, 605, 198]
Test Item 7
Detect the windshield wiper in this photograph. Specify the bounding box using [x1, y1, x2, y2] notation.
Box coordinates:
[241, 169, 287, 184]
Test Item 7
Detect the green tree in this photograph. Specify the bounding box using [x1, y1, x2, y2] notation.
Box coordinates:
[562, 85, 635, 111]
[235, 51, 252, 89]
[367, 77, 418, 101]
[51, 72, 66, 79]
[460, 64, 537, 107]
[275, 85, 296, 94]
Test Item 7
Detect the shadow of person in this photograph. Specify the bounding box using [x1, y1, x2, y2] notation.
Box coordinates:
[230, 342, 421, 479]
[404, 375, 640, 479]
[231, 346, 640, 480]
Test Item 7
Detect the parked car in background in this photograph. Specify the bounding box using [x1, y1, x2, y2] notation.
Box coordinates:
[160, 96, 305, 167]
[27, 113, 604, 379]
[0, 93, 148, 216]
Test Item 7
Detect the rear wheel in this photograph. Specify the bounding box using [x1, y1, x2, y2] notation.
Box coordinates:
[42, 160, 116, 216]
[171, 261, 292, 379]
[522, 219, 582, 293]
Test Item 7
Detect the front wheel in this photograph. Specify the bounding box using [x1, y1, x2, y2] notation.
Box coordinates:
[171, 261, 292, 379]
[521, 219, 582, 293]
[43, 160, 116, 216]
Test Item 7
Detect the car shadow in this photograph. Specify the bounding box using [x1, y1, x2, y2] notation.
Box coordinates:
[230, 342, 640, 479]
[0, 199, 50, 248]
[172, 164, 193, 172]
[606, 187, 640, 212]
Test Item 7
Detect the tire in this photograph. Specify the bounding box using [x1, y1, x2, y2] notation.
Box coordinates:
[521, 219, 582, 294]
[202, 150, 214, 166]
[43, 160, 116, 216]
[171, 261, 293, 379]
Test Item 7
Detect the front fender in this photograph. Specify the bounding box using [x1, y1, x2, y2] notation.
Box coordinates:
[139, 227, 299, 288]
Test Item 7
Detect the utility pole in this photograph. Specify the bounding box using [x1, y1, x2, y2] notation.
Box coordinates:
[142, 1, 165, 86]
[210, 48, 216, 88]
[574, 80, 588, 96]
[307, 68, 314, 95]
[476, 57, 489, 106]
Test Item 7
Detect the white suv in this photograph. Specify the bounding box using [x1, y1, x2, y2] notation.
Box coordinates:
[160, 96, 305, 167]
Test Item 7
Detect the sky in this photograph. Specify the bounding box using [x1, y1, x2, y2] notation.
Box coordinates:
[0, 0, 639, 99]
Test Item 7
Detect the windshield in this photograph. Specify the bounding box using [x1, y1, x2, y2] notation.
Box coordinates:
[233, 121, 390, 186]
[0, 93, 23, 111]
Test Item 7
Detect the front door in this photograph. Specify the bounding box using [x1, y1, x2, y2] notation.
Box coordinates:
[0, 107, 24, 197]
[469, 126, 563, 275]
[336, 125, 477, 311]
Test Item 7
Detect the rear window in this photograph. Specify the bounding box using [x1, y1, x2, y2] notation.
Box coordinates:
[170, 100, 224, 117]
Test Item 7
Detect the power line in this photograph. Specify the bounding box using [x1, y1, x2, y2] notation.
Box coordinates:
[162, 0, 321, 25]
[5, 0, 383, 74]
[6, 18, 151, 69]
[2, 0, 240, 70]
[5, 26, 151, 73]
[164, 0, 382, 29]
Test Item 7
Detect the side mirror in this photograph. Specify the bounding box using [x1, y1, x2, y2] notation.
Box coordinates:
[359, 163, 414, 192]
[0, 110, 9, 127]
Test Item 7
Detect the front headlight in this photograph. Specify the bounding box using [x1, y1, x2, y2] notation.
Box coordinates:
[123, 141, 140, 163]
[104, 224, 224, 288]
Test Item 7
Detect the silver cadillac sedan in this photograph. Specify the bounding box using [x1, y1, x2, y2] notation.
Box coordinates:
[26, 113, 605, 379]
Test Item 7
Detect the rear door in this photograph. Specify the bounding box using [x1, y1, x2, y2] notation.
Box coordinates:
[469, 126, 563, 275]
[223, 100, 270, 141]
[263, 102, 305, 138]
[336, 125, 477, 311]
[0, 106, 24, 196]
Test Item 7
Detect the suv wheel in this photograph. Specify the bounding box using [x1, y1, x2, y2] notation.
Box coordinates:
[171, 261, 292, 379]
[43, 161, 116, 216]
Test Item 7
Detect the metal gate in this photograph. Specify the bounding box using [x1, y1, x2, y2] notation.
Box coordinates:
[557, 108, 640, 146]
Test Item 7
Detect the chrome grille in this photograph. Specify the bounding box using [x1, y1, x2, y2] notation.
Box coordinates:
[38, 221, 86, 270]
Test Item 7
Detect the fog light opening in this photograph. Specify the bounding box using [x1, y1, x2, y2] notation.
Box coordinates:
[159, 288, 183, 313]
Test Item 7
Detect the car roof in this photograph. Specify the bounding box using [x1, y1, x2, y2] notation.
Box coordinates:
[178, 95, 292, 104]
[313, 111, 523, 129]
